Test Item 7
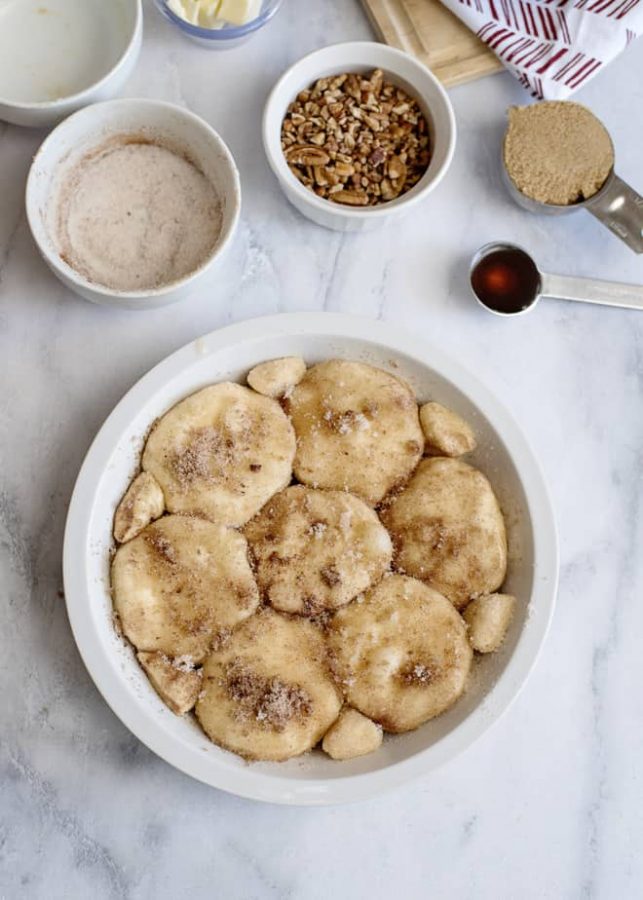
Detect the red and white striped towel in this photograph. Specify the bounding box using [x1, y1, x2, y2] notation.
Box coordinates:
[440, 0, 643, 98]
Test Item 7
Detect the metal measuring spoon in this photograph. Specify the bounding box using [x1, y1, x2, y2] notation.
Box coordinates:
[470, 242, 643, 316]
[501, 158, 643, 255]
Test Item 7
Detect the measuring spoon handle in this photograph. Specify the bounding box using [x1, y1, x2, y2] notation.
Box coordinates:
[586, 174, 643, 254]
[541, 271, 643, 311]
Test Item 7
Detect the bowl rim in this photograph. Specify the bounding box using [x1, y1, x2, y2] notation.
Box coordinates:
[154, 0, 283, 40]
[262, 41, 457, 221]
[63, 312, 558, 805]
[25, 98, 242, 303]
[0, 0, 143, 112]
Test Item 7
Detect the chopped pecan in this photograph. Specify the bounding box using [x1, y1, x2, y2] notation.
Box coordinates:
[330, 189, 369, 206]
[286, 145, 331, 166]
[281, 69, 431, 208]
[387, 156, 407, 181]
[320, 566, 342, 587]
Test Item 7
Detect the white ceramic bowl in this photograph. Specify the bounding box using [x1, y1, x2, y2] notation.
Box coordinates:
[63, 313, 558, 805]
[26, 99, 241, 310]
[263, 43, 456, 232]
[0, 0, 142, 128]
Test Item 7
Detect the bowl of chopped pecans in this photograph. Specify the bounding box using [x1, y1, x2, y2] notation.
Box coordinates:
[263, 42, 456, 232]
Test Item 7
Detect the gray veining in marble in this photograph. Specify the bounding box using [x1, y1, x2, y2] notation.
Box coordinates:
[1, 1, 642, 898]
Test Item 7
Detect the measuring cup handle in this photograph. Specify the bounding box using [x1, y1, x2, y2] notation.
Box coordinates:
[541, 272, 643, 311]
[586, 174, 643, 254]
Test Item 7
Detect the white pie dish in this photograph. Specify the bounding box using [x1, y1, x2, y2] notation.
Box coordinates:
[0, 0, 142, 128]
[263, 42, 456, 232]
[25, 99, 241, 309]
[63, 312, 558, 805]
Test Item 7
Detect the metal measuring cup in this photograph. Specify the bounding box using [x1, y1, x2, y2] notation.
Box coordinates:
[501, 144, 643, 255]
[470, 241, 643, 316]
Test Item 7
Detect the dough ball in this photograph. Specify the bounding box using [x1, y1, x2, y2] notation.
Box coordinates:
[244, 485, 392, 615]
[286, 360, 423, 505]
[196, 609, 341, 761]
[137, 651, 202, 715]
[322, 708, 383, 760]
[381, 457, 507, 609]
[112, 515, 259, 662]
[247, 357, 306, 398]
[419, 402, 476, 457]
[113, 471, 165, 543]
[142, 383, 295, 527]
[329, 575, 472, 733]
[464, 593, 516, 653]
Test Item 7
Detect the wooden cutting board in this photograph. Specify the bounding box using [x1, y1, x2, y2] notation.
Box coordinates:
[361, 0, 502, 87]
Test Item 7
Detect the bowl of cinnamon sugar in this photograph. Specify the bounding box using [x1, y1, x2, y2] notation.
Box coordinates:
[26, 99, 241, 309]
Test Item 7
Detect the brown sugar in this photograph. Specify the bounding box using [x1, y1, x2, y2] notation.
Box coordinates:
[503, 101, 614, 206]
[399, 661, 440, 686]
[145, 531, 177, 566]
[224, 661, 313, 732]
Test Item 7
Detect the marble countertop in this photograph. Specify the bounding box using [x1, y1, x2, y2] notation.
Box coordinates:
[1, 1, 642, 897]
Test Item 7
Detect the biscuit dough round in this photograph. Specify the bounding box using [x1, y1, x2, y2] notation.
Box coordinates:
[112, 515, 259, 662]
[244, 486, 392, 615]
[285, 360, 423, 505]
[329, 575, 472, 733]
[381, 457, 507, 609]
[142, 383, 296, 527]
[196, 609, 342, 761]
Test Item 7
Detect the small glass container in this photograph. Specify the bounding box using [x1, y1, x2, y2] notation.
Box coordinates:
[154, 0, 283, 49]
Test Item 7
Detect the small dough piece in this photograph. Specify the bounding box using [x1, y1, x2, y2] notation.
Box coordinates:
[329, 575, 472, 733]
[196, 609, 341, 761]
[113, 472, 165, 543]
[322, 708, 383, 760]
[244, 485, 392, 615]
[464, 593, 516, 653]
[286, 360, 423, 505]
[112, 515, 259, 662]
[247, 357, 306, 399]
[142, 383, 296, 527]
[138, 651, 203, 715]
[381, 458, 507, 609]
[419, 402, 476, 458]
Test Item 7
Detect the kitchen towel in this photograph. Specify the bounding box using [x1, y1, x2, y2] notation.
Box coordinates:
[439, 0, 643, 98]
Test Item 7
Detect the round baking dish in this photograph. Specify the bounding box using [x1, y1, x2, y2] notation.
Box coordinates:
[63, 313, 558, 804]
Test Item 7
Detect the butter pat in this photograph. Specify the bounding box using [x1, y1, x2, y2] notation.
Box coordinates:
[197, 0, 225, 27]
[167, 0, 262, 28]
[168, 0, 200, 24]
[217, 0, 262, 25]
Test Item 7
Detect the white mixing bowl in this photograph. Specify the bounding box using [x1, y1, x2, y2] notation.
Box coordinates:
[263, 43, 456, 232]
[26, 99, 241, 310]
[0, 0, 142, 128]
[63, 313, 558, 805]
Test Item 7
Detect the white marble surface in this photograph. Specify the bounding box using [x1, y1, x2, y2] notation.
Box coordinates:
[1, 1, 642, 898]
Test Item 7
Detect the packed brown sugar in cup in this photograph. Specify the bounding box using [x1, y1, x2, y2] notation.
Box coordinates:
[503, 101, 614, 206]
